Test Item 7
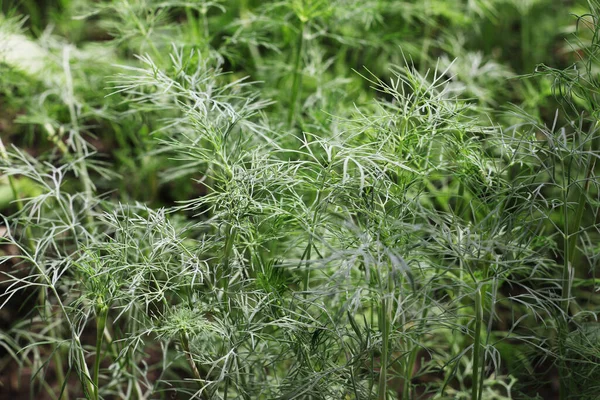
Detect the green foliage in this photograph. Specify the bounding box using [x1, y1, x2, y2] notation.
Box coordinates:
[1, 1, 600, 399]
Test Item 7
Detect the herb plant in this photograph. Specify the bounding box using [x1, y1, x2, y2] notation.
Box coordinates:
[1, 1, 600, 399]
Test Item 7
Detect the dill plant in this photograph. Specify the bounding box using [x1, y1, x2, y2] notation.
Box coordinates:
[2, 1, 600, 399]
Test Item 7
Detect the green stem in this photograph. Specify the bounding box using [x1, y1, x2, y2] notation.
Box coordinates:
[299, 188, 323, 297]
[288, 21, 305, 126]
[568, 146, 596, 264]
[471, 286, 483, 400]
[368, 297, 376, 395]
[303, 241, 312, 297]
[404, 345, 416, 398]
[378, 296, 389, 400]
[93, 303, 109, 400]
[477, 264, 491, 400]
[74, 329, 95, 397]
[558, 152, 572, 400]
[181, 330, 207, 400]
[557, 130, 596, 399]
[223, 224, 237, 294]
[403, 307, 429, 399]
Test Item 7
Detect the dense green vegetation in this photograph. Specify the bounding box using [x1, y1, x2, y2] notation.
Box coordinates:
[1, 0, 600, 399]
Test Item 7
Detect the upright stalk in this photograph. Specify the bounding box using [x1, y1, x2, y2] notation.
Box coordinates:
[378, 296, 389, 400]
[404, 306, 429, 399]
[478, 271, 496, 400]
[568, 137, 596, 262]
[302, 241, 312, 297]
[181, 330, 208, 400]
[222, 223, 237, 311]
[181, 331, 202, 381]
[288, 21, 306, 126]
[557, 130, 596, 399]
[299, 188, 323, 298]
[558, 149, 573, 400]
[93, 302, 109, 400]
[471, 286, 483, 400]
[456, 180, 468, 220]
